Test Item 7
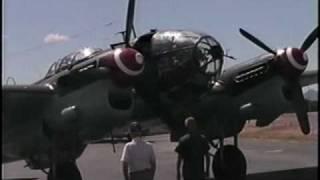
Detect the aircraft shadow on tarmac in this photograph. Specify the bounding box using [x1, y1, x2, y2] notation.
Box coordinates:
[209, 167, 317, 180]
[2, 178, 39, 180]
[2, 167, 316, 180]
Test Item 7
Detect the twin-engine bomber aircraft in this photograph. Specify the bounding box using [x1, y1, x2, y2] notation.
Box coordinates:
[2, 0, 318, 180]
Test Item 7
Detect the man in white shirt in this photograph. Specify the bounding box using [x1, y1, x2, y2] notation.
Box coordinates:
[121, 122, 156, 180]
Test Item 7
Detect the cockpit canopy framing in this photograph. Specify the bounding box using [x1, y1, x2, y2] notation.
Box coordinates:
[45, 47, 103, 78]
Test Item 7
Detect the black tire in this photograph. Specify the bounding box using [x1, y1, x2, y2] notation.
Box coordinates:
[47, 162, 82, 180]
[212, 145, 247, 180]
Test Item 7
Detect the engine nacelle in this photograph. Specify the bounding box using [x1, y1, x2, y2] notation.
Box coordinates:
[98, 48, 144, 87]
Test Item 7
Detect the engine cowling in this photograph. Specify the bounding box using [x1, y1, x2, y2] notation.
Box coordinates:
[273, 47, 308, 79]
[98, 48, 144, 87]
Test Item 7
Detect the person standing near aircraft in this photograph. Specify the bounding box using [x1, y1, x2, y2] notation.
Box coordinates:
[121, 122, 156, 180]
[175, 116, 210, 180]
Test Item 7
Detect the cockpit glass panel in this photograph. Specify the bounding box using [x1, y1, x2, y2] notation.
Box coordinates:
[59, 47, 102, 66]
[73, 48, 102, 61]
[194, 36, 223, 79]
[45, 47, 102, 77]
[46, 62, 58, 77]
[157, 46, 194, 75]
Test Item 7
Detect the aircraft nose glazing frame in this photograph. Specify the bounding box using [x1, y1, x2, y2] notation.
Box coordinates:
[194, 36, 224, 80]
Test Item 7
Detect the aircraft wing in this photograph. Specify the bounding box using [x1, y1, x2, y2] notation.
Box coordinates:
[300, 70, 318, 87]
[281, 70, 318, 113]
[2, 85, 55, 163]
[2, 85, 55, 121]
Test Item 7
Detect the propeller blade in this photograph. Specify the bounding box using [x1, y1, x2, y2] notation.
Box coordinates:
[300, 27, 318, 52]
[125, 0, 136, 46]
[239, 28, 276, 55]
[290, 82, 310, 134]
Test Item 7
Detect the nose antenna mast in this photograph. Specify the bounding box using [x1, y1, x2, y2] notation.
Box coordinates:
[224, 49, 237, 60]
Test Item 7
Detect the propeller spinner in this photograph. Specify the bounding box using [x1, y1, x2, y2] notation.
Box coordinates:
[239, 27, 318, 134]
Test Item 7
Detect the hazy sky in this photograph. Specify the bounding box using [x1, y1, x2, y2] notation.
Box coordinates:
[2, 0, 318, 87]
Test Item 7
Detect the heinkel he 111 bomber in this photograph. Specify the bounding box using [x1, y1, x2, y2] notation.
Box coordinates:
[2, 0, 318, 180]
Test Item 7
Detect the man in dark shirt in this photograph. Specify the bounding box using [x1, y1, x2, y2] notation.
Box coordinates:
[175, 116, 210, 180]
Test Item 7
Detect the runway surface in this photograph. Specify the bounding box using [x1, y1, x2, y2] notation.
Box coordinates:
[2, 134, 317, 180]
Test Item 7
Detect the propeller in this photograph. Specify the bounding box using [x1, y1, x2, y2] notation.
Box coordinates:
[124, 0, 136, 47]
[289, 82, 310, 134]
[239, 28, 276, 55]
[300, 27, 318, 52]
[239, 26, 318, 135]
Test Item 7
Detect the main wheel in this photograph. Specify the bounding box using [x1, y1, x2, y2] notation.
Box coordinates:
[212, 145, 247, 180]
[47, 161, 82, 180]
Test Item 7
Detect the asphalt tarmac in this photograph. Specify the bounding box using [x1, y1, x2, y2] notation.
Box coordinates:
[2, 134, 317, 180]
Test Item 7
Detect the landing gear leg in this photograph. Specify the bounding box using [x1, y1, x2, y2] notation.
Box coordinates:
[234, 135, 238, 147]
[48, 161, 82, 180]
[47, 135, 83, 180]
[212, 135, 247, 180]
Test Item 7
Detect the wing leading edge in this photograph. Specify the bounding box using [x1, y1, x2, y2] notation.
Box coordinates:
[300, 70, 318, 87]
[2, 84, 55, 122]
